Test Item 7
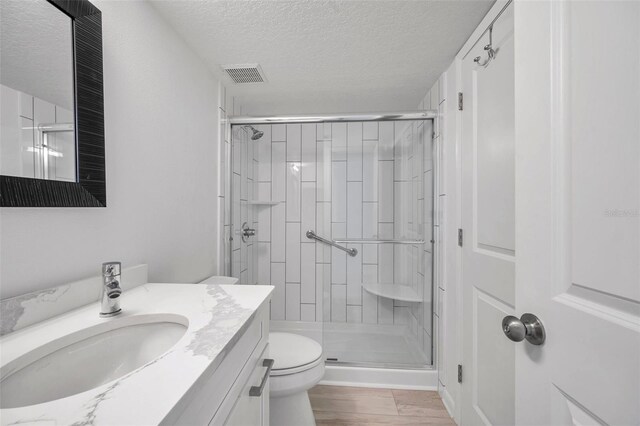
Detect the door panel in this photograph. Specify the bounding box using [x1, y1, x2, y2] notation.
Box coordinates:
[474, 289, 515, 425]
[462, 3, 515, 425]
[515, 1, 640, 425]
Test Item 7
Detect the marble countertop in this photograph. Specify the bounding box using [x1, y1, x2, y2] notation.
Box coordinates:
[0, 283, 273, 425]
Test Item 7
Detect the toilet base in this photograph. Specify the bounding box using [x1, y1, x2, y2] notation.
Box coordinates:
[270, 391, 316, 426]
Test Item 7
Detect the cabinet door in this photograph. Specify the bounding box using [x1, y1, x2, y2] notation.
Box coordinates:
[223, 346, 271, 426]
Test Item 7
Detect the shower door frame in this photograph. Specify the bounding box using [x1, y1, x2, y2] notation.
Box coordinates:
[228, 110, 438, 369]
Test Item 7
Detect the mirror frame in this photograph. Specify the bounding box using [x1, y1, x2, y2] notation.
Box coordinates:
[0, 0, 105, 207]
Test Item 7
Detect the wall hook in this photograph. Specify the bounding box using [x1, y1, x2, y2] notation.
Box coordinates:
[474, 26, 496, 68]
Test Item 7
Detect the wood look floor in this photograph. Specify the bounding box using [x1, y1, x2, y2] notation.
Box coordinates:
[309, 385, 455, 425]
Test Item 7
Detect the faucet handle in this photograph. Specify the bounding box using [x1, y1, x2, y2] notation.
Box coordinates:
[102, 261, 121, 277]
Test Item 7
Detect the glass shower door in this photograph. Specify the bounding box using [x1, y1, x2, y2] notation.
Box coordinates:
[317, 119, 434, 369]
[227, 119, 433, 369]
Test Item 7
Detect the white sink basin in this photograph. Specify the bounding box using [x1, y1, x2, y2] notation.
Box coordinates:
[0, 314, 187, 409]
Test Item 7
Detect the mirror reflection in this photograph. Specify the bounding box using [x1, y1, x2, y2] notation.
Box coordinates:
[0, 0, 76, 182]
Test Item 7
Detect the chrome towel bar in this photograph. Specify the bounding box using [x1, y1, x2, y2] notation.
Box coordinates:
[306, 230, 358, 257]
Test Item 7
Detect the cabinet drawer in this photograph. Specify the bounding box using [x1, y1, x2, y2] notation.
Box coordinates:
[164, 304, 269, 425]
[219, 345, 271, 426]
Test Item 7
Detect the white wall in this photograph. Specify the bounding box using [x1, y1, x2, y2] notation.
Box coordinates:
[0, 0, 221, 299]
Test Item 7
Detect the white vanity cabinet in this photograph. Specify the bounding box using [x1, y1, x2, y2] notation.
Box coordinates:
[166, 303, 271, 426]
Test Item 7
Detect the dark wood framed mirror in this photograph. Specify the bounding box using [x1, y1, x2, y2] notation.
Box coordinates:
[0, 0, 105, 207]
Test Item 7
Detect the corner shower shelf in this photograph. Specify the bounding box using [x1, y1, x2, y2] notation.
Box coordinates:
[362, 283, 422, 303]
[244, 200, 281, 206]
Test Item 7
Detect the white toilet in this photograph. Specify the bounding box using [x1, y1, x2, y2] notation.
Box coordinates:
[199, 276, 325, 425]
[269, 332, 324, 426]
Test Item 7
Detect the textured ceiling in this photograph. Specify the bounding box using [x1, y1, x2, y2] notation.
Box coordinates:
[0, 0, 74, 110]
[150, 0, 494, 115]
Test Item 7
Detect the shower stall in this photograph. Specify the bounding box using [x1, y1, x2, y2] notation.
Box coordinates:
[225, 112, 436, 376]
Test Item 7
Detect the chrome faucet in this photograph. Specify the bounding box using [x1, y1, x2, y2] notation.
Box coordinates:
[100, 261, 122, 317]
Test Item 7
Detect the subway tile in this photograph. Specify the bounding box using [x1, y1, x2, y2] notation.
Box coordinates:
[286, 162, 301, 221]
[256, 125, 272, 182]
[362, 268, 378, 324]
[378, 222, 394, 239]
[379, 244, 394, 283]
[271, 142, 286, 201]
[286, 283, 301, 320]
[332, 123, 347, 161]
[363, 121, 379, 140]
[394, 245, 411, 286]
[347, 122, 363, 181]
[271, 203, 286, 262]
[301, 242, 316, 303]
[320, 263, 331, 322]
[272, 123, 286, 142]
[317, 122, 331, 141]
[257, 182, 271, 242]
[257, 243, 270, 285]
[286, 124, 301, 161]
[286, 222, 301, 282]
[315, 265, 324, 322]
[331, 247, 347, 285]
[302, 124, 316, 181]
[378, 161, 394, 222]
[423, 329, 433, 365]
[378, 121, 394, 161]
[332, 222, 346, 239]
[270, 263, 286, 320]
[232, 174, 241, 252]
[362, 202, 378, 238]
[331, 161, 347, 222]
[301, 304, 316, 322]
[424, 120, 434, 167]
[301, 182, 316, 240]
[346, 244, 362, 305]
[362, 245, 378, 264]
[316, 202, 332, 262]
[346, 305, 362, 323]
[248, 244, 255, 285]
[316, 140, 332, 201]
[362, 140, 378, 202]
[346, 182, 363, 239]
[331, 284, 347, 322]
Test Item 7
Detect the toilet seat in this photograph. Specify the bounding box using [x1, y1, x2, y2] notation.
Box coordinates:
[269, 332, 323, 376]
[269, 332, 325, 399]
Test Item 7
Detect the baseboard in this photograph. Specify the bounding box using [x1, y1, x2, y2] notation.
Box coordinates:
[320, 365, 439, 390]
[440, 387, 457, 424]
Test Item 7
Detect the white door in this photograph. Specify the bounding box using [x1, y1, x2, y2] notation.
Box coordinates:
[461, 3, 516, 425]
[515, 1, 640, 425]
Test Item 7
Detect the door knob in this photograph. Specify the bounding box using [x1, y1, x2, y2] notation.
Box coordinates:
[502, 313, 545, 345]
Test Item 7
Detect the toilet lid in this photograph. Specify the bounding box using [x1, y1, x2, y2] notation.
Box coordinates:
[269, 332, 323, 370]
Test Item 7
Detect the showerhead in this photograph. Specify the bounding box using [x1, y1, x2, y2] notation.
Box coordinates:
[246, 125, 264, 140]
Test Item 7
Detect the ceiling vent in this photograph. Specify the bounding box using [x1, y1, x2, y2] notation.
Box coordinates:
[222, 64, 266, 84]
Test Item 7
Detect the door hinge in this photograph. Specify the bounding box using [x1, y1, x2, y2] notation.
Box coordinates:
[458, 228, 463, 247]
[458, 364, 463, 383]
[458, 92, 464, 111]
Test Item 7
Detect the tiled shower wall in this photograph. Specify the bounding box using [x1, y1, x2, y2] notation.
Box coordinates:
[227, 119, 434, 354]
